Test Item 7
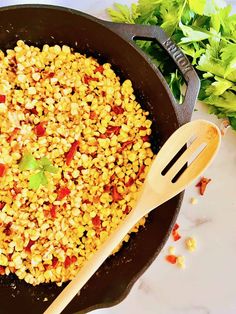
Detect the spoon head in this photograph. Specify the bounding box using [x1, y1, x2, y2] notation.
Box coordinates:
[146, 119, 221, 201]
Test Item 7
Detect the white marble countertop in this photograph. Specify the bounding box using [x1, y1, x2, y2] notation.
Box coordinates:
[1, 1, 236, 313]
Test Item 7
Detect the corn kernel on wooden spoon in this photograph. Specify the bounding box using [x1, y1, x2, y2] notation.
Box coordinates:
[44, 119, 221, 314]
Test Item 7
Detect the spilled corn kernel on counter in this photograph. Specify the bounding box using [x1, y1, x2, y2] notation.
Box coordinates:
[0, 41, 154, 286]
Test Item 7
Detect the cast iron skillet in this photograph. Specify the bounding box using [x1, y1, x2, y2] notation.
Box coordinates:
[0, 5, 200, 314]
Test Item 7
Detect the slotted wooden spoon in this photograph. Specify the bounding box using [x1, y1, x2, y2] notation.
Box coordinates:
[45, 119, 221, 314]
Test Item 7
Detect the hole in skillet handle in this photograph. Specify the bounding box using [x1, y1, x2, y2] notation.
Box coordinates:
[100, 22, 200, 126]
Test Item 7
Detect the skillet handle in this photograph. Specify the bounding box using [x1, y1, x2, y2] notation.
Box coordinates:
[101, 22, 200, 125]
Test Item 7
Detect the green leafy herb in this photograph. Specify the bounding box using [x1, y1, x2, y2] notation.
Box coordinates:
[107, 0, 236, 130]
[19, 153, 58, 190]
[107, 3, 139, 23]
[188, 0, 206, 15]
[29, 172, 48, 190]
[19, 153, 38, 171]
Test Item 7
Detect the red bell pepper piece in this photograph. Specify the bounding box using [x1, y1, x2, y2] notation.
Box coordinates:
[112, 106, 124, 115]
[0, 95, 6, 103]
[166, 255, 177, 264]
[57, 187, 71, 201]
[196, 177, 211, 196]
[25, 240, 35, 253]
[7, 128, 20, 143]
[125, 177, 135, 187]
[0, 202, 6, 211]
[105, 126, 121, 136]
[123, 205, 131, 215]
[172, 223, 181, 241]
[137, 165, 145, 178]
[112, 186, 122, 202]
[89, 111, 97, 119]
[118, 141, 133, 152]
[0, 164, 7, 177]
[52, 257, 59, 268]
[64, 255, 77, 268]
[173, 223, 179, 232]
[34, 123, 46, 137]
[50, 205, 57, 218]
[92, 215, 101, 228]
[104, 184, 110, 192]
[0, 266, 5, 275]
[66, 140, 79, 166]
[141, 135, 149, 142]
[84, 75, 99, 84]
[94, 65, 104, 73]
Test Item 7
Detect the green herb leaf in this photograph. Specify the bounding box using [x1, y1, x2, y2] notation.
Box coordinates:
[136, 0, 162, 24]
[107, 0, 236, 131]
[221, 44, 236, 77]
[204, 91, 236, 115]
[20, 154, 58, 190]
[179, 22, 212, 43]
[19, 153, 39, 171]
[188, 0, 206, 15]
[167, 70, 184, 104]
[29, 172, 44, 190]
[38, 156, 58, 173]
[40, 172, 48, 187]
[44, 165, 58, 174]
[38, 157, 51, 168]
[206, 76, 234, 96]
[107, 3, 139, 23]
[197, 47, 236, 82]
[29, 171, 49, 190]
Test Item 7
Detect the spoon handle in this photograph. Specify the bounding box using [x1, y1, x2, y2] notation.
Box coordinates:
[44, 208, 145, 314]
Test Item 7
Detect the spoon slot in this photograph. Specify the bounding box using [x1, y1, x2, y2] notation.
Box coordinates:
[161, 143, 186, 176]
[161, 134, 197, 176]
[164, 136, 207, 182]
[172, 142, 207, 183]
[174, 138, 219, 186]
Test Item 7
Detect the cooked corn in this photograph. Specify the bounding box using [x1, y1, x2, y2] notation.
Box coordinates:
[0, 41, 155, 286]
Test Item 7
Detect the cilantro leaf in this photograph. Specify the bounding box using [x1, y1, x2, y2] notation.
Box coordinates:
[38, 157, 51, 168]
[19, 153, 39, 171]
[40, 172, 48, 187]
[29, 171, 48, 190]
[19, 153, 58, 190]
[29, 172, 44, 190]
[44, 165, 58, 174]
[38, 157, 58, 174]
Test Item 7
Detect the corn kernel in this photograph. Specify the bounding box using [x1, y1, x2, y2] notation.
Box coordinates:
[185, 237, 197, 252]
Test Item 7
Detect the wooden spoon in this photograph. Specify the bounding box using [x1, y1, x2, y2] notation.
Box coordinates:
[44, 119, 221, 314]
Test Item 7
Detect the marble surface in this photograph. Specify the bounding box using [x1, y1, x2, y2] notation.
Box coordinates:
[1, 1, 236, 313]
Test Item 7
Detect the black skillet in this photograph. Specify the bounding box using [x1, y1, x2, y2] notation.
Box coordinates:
[0, 5, 200, 314]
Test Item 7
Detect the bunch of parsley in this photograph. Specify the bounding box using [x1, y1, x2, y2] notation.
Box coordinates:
[108, 0, 236, 129]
